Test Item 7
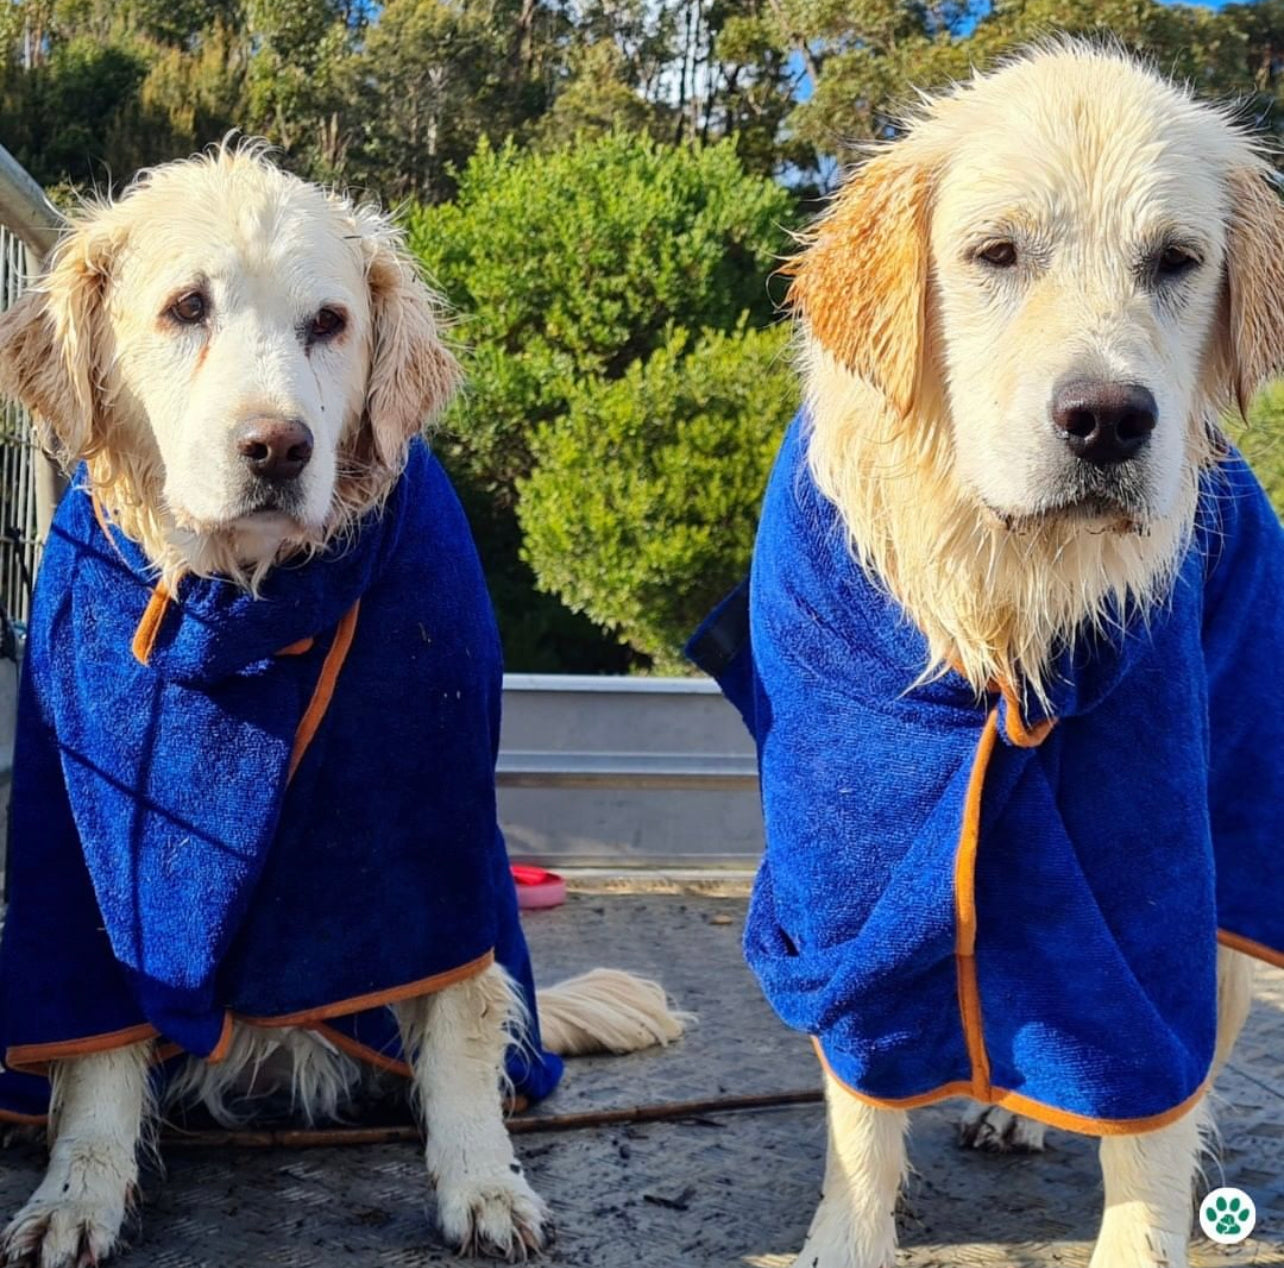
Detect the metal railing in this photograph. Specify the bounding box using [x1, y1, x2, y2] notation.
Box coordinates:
[0, 143, 62, 626]
[497, 674, 762, 868]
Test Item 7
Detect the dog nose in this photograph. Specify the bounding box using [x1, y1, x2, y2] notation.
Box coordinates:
[1051, 381, 1157, 464]
[234, 418, 313, 483]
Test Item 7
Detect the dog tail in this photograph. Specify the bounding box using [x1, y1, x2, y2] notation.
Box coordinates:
[536, 969, 691, 1056]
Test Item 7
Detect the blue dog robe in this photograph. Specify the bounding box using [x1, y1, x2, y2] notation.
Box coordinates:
[690, 413, 1284, 1135]
[0, 439, 563, 1121]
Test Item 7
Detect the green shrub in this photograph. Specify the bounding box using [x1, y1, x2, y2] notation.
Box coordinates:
[406, 132, 795, 670]
[409, 131, 793, 494]
[518, 322, 794, 672]
[1238, 381, 1284, 514]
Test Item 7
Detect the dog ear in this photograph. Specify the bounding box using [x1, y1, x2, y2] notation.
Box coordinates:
[360, 224, 460, 470]
[0, 222, 114, 464]
[1221, 168, 1284, 418]
[785, 154, 932, 417]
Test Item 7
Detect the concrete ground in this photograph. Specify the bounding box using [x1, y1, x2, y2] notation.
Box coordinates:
[1, 893, 1281, 1267]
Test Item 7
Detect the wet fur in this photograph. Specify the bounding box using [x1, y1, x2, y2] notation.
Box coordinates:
[782, 41, 1281, 1268]
[789, 43, 1284, 707]
[0, 145, 687, 1266]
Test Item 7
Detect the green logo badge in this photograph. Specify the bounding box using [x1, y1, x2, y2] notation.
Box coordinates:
[1199, 1187, 1255, 1245]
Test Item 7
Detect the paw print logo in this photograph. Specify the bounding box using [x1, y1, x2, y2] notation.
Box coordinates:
[1199, 1187, 1256, 1245]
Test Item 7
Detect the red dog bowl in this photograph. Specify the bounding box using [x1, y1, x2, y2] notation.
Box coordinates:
[511, 864, 567, 910]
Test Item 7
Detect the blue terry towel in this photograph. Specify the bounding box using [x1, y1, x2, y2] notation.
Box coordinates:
[0, 439, 563, 1121]
[689, 412, 1284, 1135]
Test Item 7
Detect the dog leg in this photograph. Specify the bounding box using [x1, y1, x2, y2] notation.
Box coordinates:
[792, 1069, 906, 1268]
[3, 1042, 153, 1268]
[1089, 1098, 1207, 1268]
[1213, 945, 1254, 1076]
[397, 964, 547, 1260]
[957, 1103, 1047, 1153]
[1086, 946, 1254, 1268]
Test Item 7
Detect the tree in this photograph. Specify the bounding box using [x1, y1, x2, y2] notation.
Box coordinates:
[519, 322, 795, 669]
[410, 133, 792, 493]
[407, 133, 794, 668]
[353, 0, 567, 204]
[766, 0, 1284, 189]
[0, 0, 249, 189]
[242, 0, 367, 182]
[0, 0, 1281, 672]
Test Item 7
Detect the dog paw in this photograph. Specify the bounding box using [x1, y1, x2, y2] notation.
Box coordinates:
[2, 1196, 126, 1268]
[435, 1168, 549, 1261]
[2, 1150, 133, 1268]
[957, 1104, 1046, 1153]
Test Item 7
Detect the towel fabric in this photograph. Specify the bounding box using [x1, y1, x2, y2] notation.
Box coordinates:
[0, 439, 562, 1121]
[689, 412, 1284, 1134]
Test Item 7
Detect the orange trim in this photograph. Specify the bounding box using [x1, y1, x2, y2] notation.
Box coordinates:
[280, 1027, 530, 1115]
[954, 709, 998, 1100]
[813, 708, 1215, 1138]
[241, 951, 496, 1028]
[10, 599, 434, 1083]
[207, 1011, 235, 1064]
[7, 954, 495, 1079]
[288, 601, 360, 781]
[1218, 929, 1284, 970]
[276, 637, 315, 656]
[813, 1038, 1209, 1137]
[131, 586, 173, 666]
[304, 1028, 530, 1114]
[313, 1023, 412, 1077]
[6, 1022, 160, 1072]
[996, 680, 1055, 748]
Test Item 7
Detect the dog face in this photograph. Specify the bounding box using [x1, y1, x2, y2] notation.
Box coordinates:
[0, 147, 458, 579]
[108, 164, 368, 543]
[928, 63, 1230, 528]
[790, 45, 1284, 534]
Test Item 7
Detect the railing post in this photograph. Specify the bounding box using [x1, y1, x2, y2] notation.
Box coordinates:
[0, 146, 64, 549]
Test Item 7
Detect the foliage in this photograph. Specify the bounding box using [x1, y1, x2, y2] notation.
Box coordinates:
[519, 322, 794, 669]
[0, 0, 1276, 198]
[406, 134, 792, 669]
[1, 0, 1283, 667]
[1236, 382, 1284, 515]
[409, 134, 792, 495]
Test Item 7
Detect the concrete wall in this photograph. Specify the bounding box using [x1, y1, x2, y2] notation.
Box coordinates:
[498, 674, 763, 869]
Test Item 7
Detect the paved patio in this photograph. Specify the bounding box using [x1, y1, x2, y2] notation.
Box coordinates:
[2, 893, 1281, 1266]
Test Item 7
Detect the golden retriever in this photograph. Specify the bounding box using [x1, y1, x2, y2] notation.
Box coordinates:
[0, 146, 685, 1267]
[776, 41, 1284, 1268]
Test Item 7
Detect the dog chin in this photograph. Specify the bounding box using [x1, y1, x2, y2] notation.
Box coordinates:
[227, 509, 319, 561]
[168, 505, 318, 572]
[982, 496, 1150, 535]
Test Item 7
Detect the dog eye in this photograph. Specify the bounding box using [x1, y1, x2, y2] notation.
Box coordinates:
[1153, 244, 1201, 280]
[975, 240, 1018, 269]
[168, 292, 207, 325]
[309, 307, 346, 342]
